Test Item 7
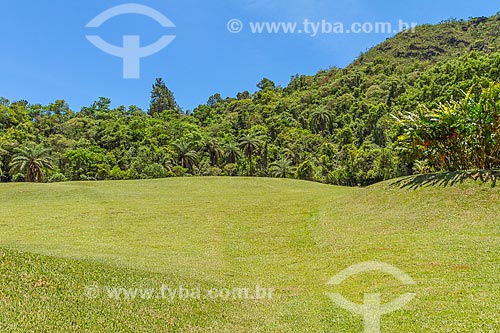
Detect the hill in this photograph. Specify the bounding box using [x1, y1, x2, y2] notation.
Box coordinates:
[354, 15, 500, 67]
[0, 178, 498, 331]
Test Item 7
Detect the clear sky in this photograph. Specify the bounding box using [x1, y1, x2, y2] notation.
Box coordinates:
[0, 1, 498, 112]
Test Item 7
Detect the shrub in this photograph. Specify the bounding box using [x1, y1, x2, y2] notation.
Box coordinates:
[141, 163, 168, 179]
[171, 166, 188, 177]
[296, 160, 314, 181]
[47, 173, 68, 183]
[109, 166, 129, 180]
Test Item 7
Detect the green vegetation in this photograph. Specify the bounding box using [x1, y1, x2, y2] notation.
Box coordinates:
[9, 142, 54, 182]
[394, 83, 500, 172]
[3, 15, 500, 185]
[0, 178, 498, 331]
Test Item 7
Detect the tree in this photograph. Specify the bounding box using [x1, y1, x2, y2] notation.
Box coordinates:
[236, 91, 251, 100]
[9, 143, 54, 182]
[148, 78, 178, 116]
[224, 141, 241, 164]
[239, 134, 261, 176]
[270, 157, 295, 178]
[205, 138, 224, 166]
[172, 139, 199, 172]
[0, 148, 6, 162]
[0, 148, 6, 173]
[310, 107, 332, 134]
[257, 78, 276, 91]
[296, 160, 314, 180]
[207, 93, 222, 107]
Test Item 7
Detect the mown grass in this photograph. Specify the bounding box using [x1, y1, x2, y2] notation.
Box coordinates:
[0, 177, 498, 332]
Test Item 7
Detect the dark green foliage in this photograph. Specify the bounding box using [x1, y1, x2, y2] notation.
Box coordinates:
[142, 163, 169, 179]
[296, 160, 314, 181]
[148, 78, 178, 116]
[47, 172, 68, 183]
[257, 78, 276, 91]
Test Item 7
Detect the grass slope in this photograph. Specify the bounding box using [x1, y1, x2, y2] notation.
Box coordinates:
[0, 178, 498, 332]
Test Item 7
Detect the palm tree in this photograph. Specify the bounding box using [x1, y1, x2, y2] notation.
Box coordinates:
[224, 141, 241, 164]
[205, 138, 224, 166]
[310, 107, 332, 134]
[270, 157, 295, 178]
[172, 139, 199, 172]
[9, 143, 53, 182]
[239, 134, 261, 176]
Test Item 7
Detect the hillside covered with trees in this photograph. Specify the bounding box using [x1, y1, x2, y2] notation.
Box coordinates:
[2, 14, 500, 185]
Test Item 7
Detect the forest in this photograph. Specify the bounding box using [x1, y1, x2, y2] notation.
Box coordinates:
[2, 14, 500, 186]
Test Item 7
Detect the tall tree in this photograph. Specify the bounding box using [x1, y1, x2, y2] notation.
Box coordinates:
[205, 138, 224, 166]
[9, 143, 53, 182]
[0, 148, 6, 171]
[224, 142, 241, 164]
[148, 78, 178, 116]
[239, 134, 261, 176]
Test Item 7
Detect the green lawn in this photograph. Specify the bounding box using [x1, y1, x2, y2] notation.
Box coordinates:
[0, 177, 498, 332]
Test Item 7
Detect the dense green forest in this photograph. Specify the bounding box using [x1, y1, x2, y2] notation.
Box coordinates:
[2, 14, 500, 185]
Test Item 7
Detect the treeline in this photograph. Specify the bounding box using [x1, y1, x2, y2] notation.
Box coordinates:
[2, 15, 500, 185]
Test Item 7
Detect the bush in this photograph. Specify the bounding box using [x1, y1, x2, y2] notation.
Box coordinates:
[109, 166, 128, 180]
[223, 163, 238, 176]
[141, 163, 168, 179]
[171, 166, 188, 177]
[47, 173, 68, 183]
[11, 173, 25, 183]
[296, 160, 314, 181]
[206, 167, 222, 176]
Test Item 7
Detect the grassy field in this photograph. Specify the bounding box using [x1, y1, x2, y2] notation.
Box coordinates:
[0, 177, 498, 332]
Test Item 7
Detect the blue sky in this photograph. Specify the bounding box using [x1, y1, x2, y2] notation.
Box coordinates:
[0, 1, 498, 112]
